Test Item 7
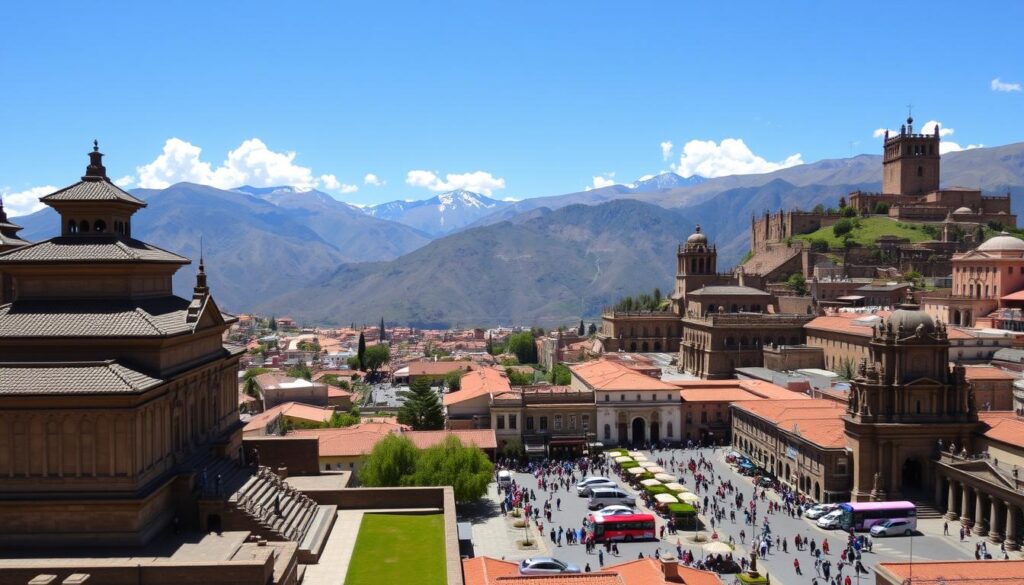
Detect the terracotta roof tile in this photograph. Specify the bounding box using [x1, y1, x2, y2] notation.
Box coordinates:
[495, 575, 623, 585]
[963, 366, 1016, 381]
[462, 557, 519, 585]
[600, 557, 722, 585]
[732, 399, 847, 448]
[404, 429, 497, 450]
[242, 401, 335, 433]
[979, 412, 1024, 448]
[407, 360, 477, 376]
[878, 559, 1024, 584]
[571, 360, 677, 392]
[444, 367, 511, 406]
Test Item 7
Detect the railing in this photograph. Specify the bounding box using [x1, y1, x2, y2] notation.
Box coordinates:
[939, 451, 1024, 492]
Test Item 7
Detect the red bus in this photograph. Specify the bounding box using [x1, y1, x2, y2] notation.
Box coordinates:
[585, 513, 656, 542]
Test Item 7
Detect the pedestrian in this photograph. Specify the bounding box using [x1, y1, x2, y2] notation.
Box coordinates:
[794, 558, 802, 575]
[944, 521, 949, 536]
[598, 549, 604, 567]
[584, 563, 591, 572]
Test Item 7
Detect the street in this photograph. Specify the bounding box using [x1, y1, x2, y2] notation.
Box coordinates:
[488, 445, 983, 584]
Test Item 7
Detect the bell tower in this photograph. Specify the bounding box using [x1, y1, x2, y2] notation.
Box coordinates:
[844, 301, 978, 501]
[672, 225, 717, 314]
[882, 115, 941, 196]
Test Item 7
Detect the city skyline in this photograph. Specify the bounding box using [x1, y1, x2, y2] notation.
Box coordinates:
[2, 1, 1023, 216]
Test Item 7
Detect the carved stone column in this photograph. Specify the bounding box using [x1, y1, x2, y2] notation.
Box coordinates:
[989, 498, 1004, 543]
[974, 492, 989, 536]
[961, 483, 972, 527]
[945, 479, 959, 520]
[1005, 502, 1019, 551]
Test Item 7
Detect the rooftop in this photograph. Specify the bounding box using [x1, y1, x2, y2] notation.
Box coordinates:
[732, 398, 847, 448]
[877, 559, 1024, 584]
[570, 359, 678, 392]
[444, 367, 511, 406]
[0, 297, 211, 338]
[40, 177, 147, 207]
[963, 365, 1017, 381]
[979, 411, 1024, 449]
[689, 285, 771, 297]
[0, 360, 163, 395]
[0, 236, 188, 264]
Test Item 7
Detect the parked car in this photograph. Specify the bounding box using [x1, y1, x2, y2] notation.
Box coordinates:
[588, 487, 637, 510]
[595, 505, 635, 516]
[817, 510, 843, 529]
[497, 470, 512, 489]
[577, 478, 617, 496]
[804, 504, 839, 520]
[519, 557, 581, 575]
[870, 519, 914, 537]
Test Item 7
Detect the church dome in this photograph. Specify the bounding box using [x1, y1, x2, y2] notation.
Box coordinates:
[687, 224, 708, 244]
[888, 304, 935, 334]
[953, 206, 972, 214]
[977, 233, 1024, 253]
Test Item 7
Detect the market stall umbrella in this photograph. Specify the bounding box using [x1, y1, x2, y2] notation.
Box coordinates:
[640, 478, 663, 487]
[654, 473, 677, 483]
[646, 466, 666, 474]
[654, 493, 679, 504]
[678, 491, 701, 503]
[626, 467, 646, 476]
[627, 451, 644, 458]
[663, 482, 688, 492]
[614, 456, 634, 464]
[704, 542, 733, 555]
[638, 461, 659, 469]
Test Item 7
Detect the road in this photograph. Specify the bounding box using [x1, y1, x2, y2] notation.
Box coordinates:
[497, 446, 984, 584]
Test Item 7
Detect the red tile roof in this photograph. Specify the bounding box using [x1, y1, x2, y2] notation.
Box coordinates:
[571, 360, 677, 391]
[601, 558, 722, 585]
[877, 559, 1024, 584]
[805, 311, 890, 337]
[444, 367, 511, 406]
[732, 399, 847, 448]
[462, 557, 519, 585]
[406, 360, 478, 376]
[963, 365, 1016, 381]
[289, 422, 406, 457]
[404, 429, 497, 450]
[979, 411, 1024, 448]
[242, 401, 335, 432]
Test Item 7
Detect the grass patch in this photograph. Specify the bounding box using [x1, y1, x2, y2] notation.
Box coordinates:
[795, 216, 933, 248]
[345, 513, 446, 585]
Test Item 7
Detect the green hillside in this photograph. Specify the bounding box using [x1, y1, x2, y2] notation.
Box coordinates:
[795, 216, 934, 248]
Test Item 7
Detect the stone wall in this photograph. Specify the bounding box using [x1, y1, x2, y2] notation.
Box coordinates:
[243, 436, 321, 476]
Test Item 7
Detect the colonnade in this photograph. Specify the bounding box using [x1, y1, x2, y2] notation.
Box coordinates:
[940, 475, 1021, 550]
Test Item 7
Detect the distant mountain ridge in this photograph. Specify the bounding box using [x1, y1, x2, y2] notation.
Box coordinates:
[365, 189, 508, 236]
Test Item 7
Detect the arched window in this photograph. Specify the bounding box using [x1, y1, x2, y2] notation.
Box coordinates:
[94, 219, 107, 233]
[79, 220, 90, 233]
[67, 220, 78, 234]
[603, 424, 611, 440]
[917, 166, 923, 177]
[667, 422, 673, 437]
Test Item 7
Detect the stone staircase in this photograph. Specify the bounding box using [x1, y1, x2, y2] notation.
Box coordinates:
[201, 464, 337, 563]
[910, 499, 946, 520]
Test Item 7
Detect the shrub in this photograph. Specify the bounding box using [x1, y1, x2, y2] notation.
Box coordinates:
[666, 503, 697, 518]
[644, 485, 669, 496]
[841, 206, 857, 218]
[833, 218, 854, 237]
[620, 461, 640, 470]
[808, 238, 830, 253]
[873, 202, 890, 214]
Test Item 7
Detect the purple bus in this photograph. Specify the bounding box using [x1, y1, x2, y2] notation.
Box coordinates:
[839, 501, 917, 532]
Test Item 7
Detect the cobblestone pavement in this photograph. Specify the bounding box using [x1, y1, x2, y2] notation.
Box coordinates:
[465, 446, 990, 584]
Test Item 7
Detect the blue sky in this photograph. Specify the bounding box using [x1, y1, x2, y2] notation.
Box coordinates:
[1, 1, 1022, 215]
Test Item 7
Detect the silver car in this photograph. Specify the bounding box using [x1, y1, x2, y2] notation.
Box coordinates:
[519, 557, 581, 575]
[595, 505, 634, 516]
[576, 478, 616, 496]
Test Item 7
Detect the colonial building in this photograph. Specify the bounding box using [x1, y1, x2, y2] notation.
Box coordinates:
[570, 359, 681, 446]
[490, 385, 597, 457]
[844, 301, 978, 502]
[923, 232, 1024, 327]
[0, 143, 245, 547]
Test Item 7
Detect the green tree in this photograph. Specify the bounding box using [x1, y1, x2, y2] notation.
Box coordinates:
[243, 376, 259, 397]
[506, 331, 537, 364]
[286, 363, 312, 380]
[357, 332, 367, 370]
[577, 319, 585, 336]
[785, 273, 807, 296]
[548, 363, 572, 385]
[872, 202, 890, 215]
[359, 434, 419, 488]
[268, 316, 278, 331]
[363, 344, 391, 376]
[812, 203, 826, 214]
[397, 378, 445, 430]
[841, 206, 857, 218]
[588, 323, 597, 336]
[444, 370, 462, 392]
[327, 409, 361, 428]
[408, 436, 494, 503]
[346, 355, 361, 371]
[501, 437, 525, 459]
[833, 218, 854, 237]
[505, 367, 535, 386]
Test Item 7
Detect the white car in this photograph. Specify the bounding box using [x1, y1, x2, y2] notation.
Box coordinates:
[817, 509, 843, 529]
[576, 477, 616, 496]
[804, 504, 838, 520]
[594, 505, 634, 516]
[870, 519, 914, 537]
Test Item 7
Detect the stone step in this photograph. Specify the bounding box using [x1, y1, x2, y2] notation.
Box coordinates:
[298, 506, 338, 563]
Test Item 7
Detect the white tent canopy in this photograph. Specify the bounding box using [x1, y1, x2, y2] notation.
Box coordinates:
[654, 473, 677, 483]
[640, 478, 662, 487]
[663, 482, 688, 492]
[654, 493, 679, 504]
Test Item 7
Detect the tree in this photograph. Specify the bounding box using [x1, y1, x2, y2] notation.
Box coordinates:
[833, 218, 854, 237]
[505, 367, 535, 386]
[786, 273, 807, 296]
[501, 437, 525, 460]
[363, 344, 390, 376]
[408, 436, 494, 503]
[359, 434, 419, 488]
[268, 316, 278, 331]
[346, 355, 361, 371]
[841, 206, 857, 218]
[379, 316, 386, 342]
[286, 363, 312, 380]
[577, 319, 585, 336]
[548, 363, 571, 385]
[357, 332, 366, 370]
[444, 370, 462, 392]
[397, 378, 445, 430]
[872, 202, 890, 215]
[812, 203, 826, 214]
[588, 323, 597, 335]
[506, 331, 537, 364]
[243, 376, 259, 397]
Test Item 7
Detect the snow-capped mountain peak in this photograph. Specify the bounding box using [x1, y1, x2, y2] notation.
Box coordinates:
[365, 189, 509, 236]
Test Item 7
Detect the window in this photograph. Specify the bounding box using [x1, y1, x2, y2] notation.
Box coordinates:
[569, 415, 577, 430]
[605, 394, 610, 402]
[554, 415, 562, 431]
[582, 415, 590, 432]
[837, 457, 848, 475]
[94, 219, 107, 232]
[651, 394, 656, 401]
[526, 416, 534, 430]
[667, 422, 673, 437]
[540, 416, 548, 431]
[685, 412, 693, 424]
[497, 415, 505, 430]
[636, 394, 640, 401]
[604, 424, 611, 440]
[621, 394, 625, 401]
[700, 411, 708, 424]
[715, 411, 723, 421]
[509, 415, 517, 430]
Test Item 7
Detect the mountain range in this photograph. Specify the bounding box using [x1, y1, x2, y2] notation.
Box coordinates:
[9, 142, 1024, 326]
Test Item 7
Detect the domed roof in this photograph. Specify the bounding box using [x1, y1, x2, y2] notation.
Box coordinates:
[977, 233, 1024, 253]
[888, 303, 935, 334]
[953, 206, 972, 214]
[687, 224, 708, 244]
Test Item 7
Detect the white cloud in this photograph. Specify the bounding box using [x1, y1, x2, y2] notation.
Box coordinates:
[585, 172, 617, 191]
[363, 173, 385, 186]
[1, 185, 59, 217]
[873, 128, 897, 138]
[320, 174, 358, 194]
[114, 175, 136, 187]
[919, 120, 954, 137]
[502, 196, 521, 202]
[670, 138, 802, 178]
[404, 169, 506, 195]
[992, 77, 1022, 93]
[660, 141, 674, 161]
[940, 141, 983, 154]
[135, 137, 353, 192]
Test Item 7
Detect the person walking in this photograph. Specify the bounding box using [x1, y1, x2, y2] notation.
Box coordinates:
[598, 549, 604, 567]
[794, 558, 802, 575]
[944, 521, 949, 536]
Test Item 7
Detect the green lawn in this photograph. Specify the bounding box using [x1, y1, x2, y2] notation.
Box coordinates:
[345, 513, 446, 585]
[795, 216, 934, 248]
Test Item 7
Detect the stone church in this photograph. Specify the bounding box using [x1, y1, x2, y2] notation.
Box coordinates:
[0, 143, 245, 547]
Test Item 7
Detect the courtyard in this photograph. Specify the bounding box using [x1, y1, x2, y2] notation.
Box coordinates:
[344, 513, 446, 585]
